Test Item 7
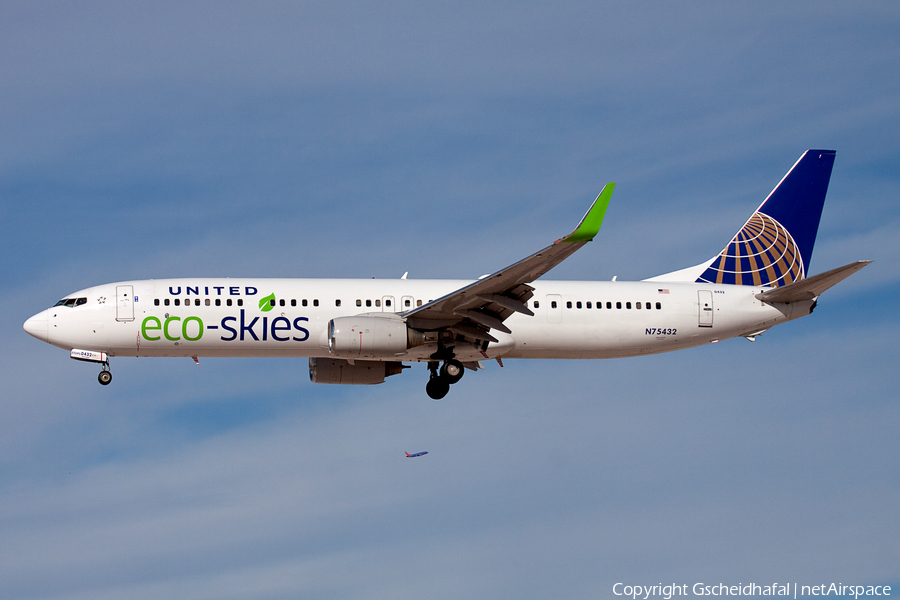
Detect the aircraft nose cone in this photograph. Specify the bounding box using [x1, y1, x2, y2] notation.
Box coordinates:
[23, 309, 49, 342]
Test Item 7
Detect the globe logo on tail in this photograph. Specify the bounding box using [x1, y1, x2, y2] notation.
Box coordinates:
[696, 212, 804, 287]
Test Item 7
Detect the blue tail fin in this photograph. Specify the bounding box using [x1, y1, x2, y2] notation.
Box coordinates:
[695, 150, 835, 287]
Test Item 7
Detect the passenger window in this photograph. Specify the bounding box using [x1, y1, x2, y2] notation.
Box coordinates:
[607, 302, 612, 309]
[237, 299, 243, 307]
[404, 299, 411, 307]
[205, 299, 210, 306]
[636, 301, 641, 309]
[164, 299, 170, 306]
[366, 299, 372, 307]
[154, 299, 160, 306]
[356, 299, 362, 307]
[551, 301, 557, 309]
[616, 302, 622, 309]
[335, 299, 341, 307]
[280, 299, 285, 307]
[417, 300, 422, 306]
[195, 299, 201, 306]
[313, 299, 319, 307]
[215, 299, 221, 306]
[656, 302, 662, 309]
[533, 300, 540, 309]
[270, 299, 276, 307]
[566, 301, 572, 309]
[626, 302, 632, 309]
[586, 302, 592, 309]
[175, 299, 180, 306]
[576, 301, 582, 309]
[291, 299, 296, 307]
[226, 299, 232, 307]
[375, 299, 381, 307]
[302, 299, 308, 307]
[385, 299, 391, 307]
[646, 302, 651, 309]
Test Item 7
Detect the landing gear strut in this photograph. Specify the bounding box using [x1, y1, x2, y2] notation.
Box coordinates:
[425, 359, 465, 399]
[98, 362, 112, 386]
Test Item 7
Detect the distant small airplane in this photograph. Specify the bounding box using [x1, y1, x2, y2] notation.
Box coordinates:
[405, 451, 428, 458]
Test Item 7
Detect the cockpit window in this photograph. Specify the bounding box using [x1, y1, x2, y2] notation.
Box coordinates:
[53, 297, 86, 307]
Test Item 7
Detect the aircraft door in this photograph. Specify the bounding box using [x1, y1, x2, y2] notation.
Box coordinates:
[698, 290, 713, 327]
[546, 294, 562, 324]
[116, 285, 134, 322]
[382, 296, 395, 313]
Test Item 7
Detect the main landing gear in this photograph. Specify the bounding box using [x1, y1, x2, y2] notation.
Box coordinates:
[98, 362, 112, 386]
[425, 359, 464, 400]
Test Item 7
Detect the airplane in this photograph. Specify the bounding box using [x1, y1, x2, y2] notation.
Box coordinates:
[405, 451, 428, 458]
[23, 149, 870, 400]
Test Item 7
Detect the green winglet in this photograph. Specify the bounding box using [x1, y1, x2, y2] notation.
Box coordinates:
[563, 182, 615, 242]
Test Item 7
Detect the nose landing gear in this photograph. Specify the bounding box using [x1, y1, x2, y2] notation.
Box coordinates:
[69, 350, 113, 385]
[425, 359, 464, 399]
[98, 362, 112, 386]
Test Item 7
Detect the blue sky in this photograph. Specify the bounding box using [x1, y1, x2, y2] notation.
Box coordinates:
[2, 2, 898, 598]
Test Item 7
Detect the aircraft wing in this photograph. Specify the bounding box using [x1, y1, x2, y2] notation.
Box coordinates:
[402, 184, 614, 340]
[755, 260, 872, 304]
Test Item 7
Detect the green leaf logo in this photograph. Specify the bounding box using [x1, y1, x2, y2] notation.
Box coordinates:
[259, 293, 276, 312]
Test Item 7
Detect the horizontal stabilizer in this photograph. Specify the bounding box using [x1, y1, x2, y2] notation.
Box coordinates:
[756, 260, 871, 303]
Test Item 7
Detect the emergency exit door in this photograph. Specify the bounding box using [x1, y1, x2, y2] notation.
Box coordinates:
[546, 294, 562, 324]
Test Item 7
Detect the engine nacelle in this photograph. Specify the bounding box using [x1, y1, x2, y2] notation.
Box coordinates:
[328, 315, 424, 359]
[309, 358, 404, 385]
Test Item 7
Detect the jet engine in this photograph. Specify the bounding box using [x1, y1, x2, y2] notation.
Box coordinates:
[309, 358, 405, 385]
[328, 315, 424, 359]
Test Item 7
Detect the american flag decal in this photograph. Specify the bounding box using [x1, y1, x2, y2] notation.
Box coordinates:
[658, 289, 669, 294]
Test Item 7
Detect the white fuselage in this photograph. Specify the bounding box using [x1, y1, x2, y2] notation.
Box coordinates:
[28, 278, 807, 363]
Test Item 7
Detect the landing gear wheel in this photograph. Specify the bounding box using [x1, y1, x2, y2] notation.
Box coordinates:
[98, 370, 112, 385]
[440, 359, 465, 384]
[425, 376, 450, 400]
